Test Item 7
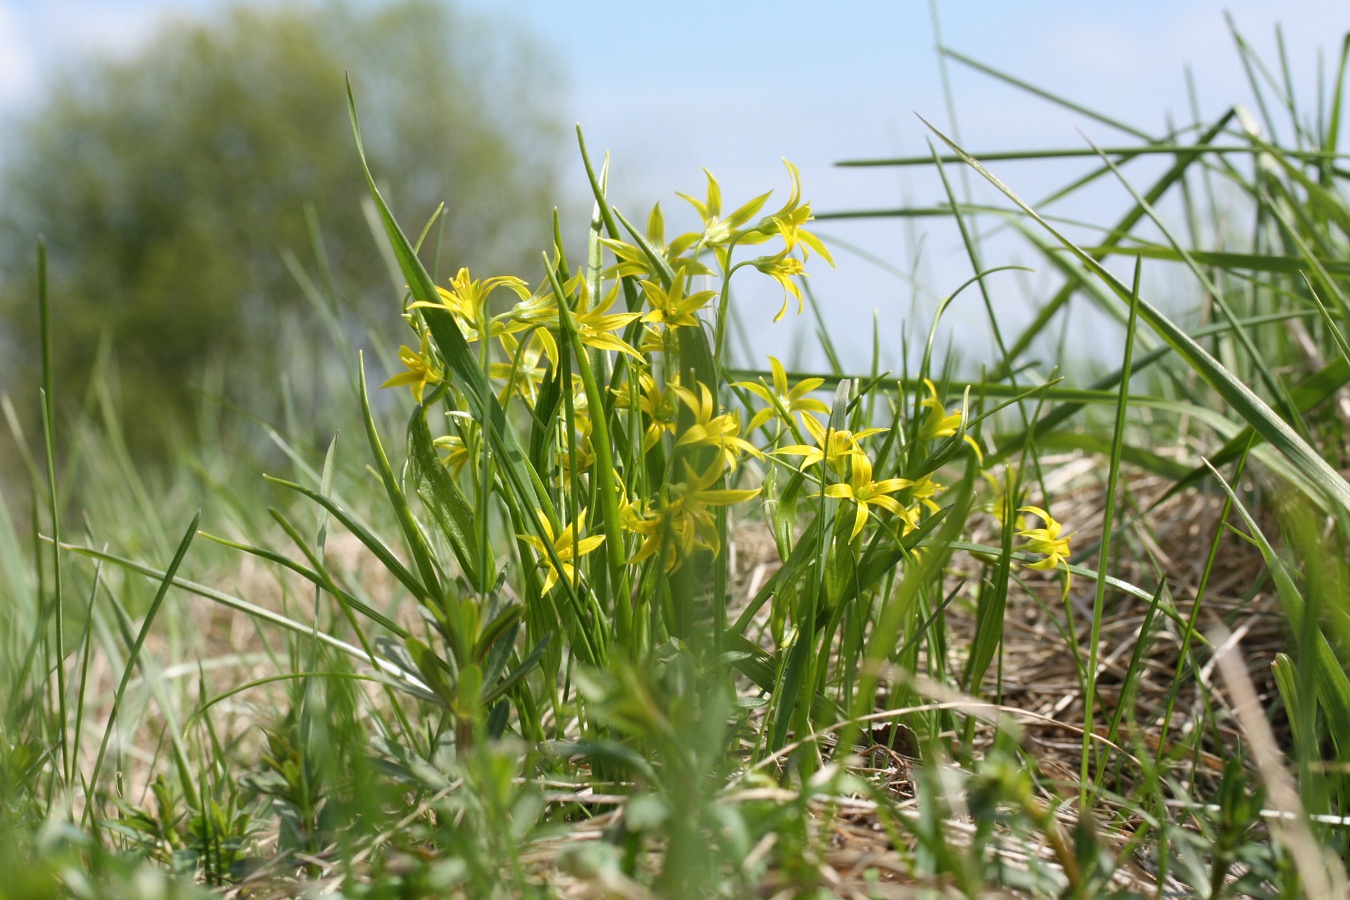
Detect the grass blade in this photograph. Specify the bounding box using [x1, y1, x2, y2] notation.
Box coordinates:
[922, 118, 1350, 521]
[86, 513, 198, 816]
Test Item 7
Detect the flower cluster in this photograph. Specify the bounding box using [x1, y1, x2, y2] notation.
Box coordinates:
[378, 162, 1068, 602]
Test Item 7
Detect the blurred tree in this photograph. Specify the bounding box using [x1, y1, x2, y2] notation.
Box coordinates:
[0, 0, 563, 446]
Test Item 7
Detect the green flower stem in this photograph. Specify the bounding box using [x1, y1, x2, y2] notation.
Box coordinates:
[546, 258, 634, 653]
[713, 258, 751, 370]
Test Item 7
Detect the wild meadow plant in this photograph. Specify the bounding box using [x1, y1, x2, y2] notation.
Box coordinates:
[339, 83, 1067, 887]
[127, 83, 1080, 894]
[9, 27, 1350, 894]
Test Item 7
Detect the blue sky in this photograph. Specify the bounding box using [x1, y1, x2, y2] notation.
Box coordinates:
[3, 0, 1347, 369]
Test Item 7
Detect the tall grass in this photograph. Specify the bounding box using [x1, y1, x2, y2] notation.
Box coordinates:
[3, 23, 1350, 897]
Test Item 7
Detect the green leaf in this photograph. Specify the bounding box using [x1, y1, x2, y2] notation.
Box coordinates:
[266, 471, 427, 604]
[406, 636, 456, 707]
[347, 76, 560, 571]
[354, 358, 441, 602]
[1076, 244, 1350, 278]
[482, 633, 552, 706]
[88, 514, 199, 806]
[1271, 653, 1305, 750]
[408, 406, 482, 590]
[770, 380, 849, 754]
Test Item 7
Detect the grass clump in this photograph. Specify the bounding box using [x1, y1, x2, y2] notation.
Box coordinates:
[5, 24, 1350, 898]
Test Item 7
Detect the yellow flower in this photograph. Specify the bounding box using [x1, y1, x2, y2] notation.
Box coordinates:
[980, 467, 1027, 530]
[676, 168, 772, 256]
[639, 270, 717, 330]
[622, 456, 760, 572]
[488, 335, 550, 405]
[409, 267, 531, 345]
[601, 202, 709, 282]
[559, 407, 596, 473]
[516, 271, 642, 365]
[518, 509, 605, 595]
[823, 450, 913, 541]
[756, 159, 835, 267]
[733, 356, 829, 435]
[775, 413, 884, 474]
[905, 472, 944, 515]
[1016, 506, 1072, 571]
[918, 379, 983, 462]
[672, 381, 764, 471]
[433, 433, 471, 477]
[615, 371, 680, 450]
[571, 280, 643, 359]
[752, 252, 806, 322]
[381, 332, 442, 404]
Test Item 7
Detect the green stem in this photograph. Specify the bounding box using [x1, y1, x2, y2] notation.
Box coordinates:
[546, 260, 633, 655]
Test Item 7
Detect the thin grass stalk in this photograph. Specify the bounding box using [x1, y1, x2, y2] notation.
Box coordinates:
[102, 588, 200, 823]
[1078, 260, 1142, 801]
[929, 150, 1033, 440]
[61, 543, 434, 699]
[941, 46, 1156, 141]
[925, 118, 1350, 523]
[33, 238, 72, 788]
[1094, 137, 1309, 431]
[1152, 447, 1249, 763]
[1205, 461, 1350, 755]
[775, 382, 851, 760]
[66, 550, 102, 809]
[837, 143, 1349, 168]
[84, 512, 198, 826]
[1214, 624, 1349, 898]
[543, 256, 630, 656]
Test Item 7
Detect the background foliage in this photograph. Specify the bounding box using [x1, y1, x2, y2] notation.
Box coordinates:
[0, 0, 563, 450]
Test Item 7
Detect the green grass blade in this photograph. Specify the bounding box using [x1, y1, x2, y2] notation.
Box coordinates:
[1087, 135, 1304, 428]
[851, 471, 974, 744]
[199, 530, 406, 636]
[60, 542, 431, 692]
[1076, 244, 1350, 278]
[923, 119, 1350, 520]
[1204, 461, 1350, 756]
[939, 47, 1156, 141]
[86, 512, 198, 816]
[1080, 260, 1142, 800]
[355, 357, 442, 603]
[34, 237, 70, 784]
[836, 143, 1348, 168]
[961, 488, 1012, 696]
[346, 76, 557, 543]
[545, 256, 630, 651]
[770, 381, 849, 755]
[265, 472, 427, 604]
